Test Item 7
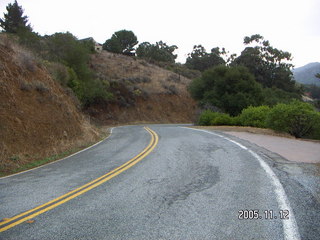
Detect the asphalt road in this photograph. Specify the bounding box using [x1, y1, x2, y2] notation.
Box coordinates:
[1, 125, 319, 240]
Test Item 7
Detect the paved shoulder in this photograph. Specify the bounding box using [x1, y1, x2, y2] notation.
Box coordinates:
[224, 131, 320, 163]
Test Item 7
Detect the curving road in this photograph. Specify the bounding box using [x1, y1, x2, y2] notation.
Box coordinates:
[0, 125, 319, 239]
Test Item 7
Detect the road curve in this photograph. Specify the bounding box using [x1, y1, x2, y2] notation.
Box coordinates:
[0, 125, 319, 239]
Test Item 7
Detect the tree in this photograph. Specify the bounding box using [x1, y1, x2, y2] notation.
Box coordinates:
[44, 32, 91, 76]
[44, 32, 112, 106]
[0, 0, 32, 33]
[189, 65, 264, 115]
[103, 30, 138, 55]
[185, 45, 225, 72]
[232, 34, 298, 93]
[136, 41, 178, 63]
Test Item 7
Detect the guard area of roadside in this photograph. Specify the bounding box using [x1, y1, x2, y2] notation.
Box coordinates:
[225, 131, 320, 164]
[192, 126, 320, 164]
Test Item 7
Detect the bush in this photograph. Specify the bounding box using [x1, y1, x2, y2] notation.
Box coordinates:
[311, 114, 320, 139]
[262, 87, 301, 106]
[266, 100, 319, 138]
[231, 116, 242, 126]
[239, 105, 271, 128]
[44, 61, 70, 86]
[34, 81, 49, 93]
[198, 110, 235, 126]
[211, 113, 233, 126]
[198, 110, 220, 125]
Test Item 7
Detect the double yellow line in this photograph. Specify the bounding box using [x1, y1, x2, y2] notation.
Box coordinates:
[0, 126, 158, 233]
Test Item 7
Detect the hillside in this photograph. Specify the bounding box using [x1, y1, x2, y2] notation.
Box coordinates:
[87, 51, 197, 124]
[293, 62, 320, 86]
[0, 36, 100, 173]
[0, 36, 197, 174]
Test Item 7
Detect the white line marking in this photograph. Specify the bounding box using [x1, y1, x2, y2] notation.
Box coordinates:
[0, 128, 115, 180]
[181, 127, 301, 240]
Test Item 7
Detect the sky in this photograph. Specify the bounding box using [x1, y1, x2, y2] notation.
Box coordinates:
[0, 0, 319, 68]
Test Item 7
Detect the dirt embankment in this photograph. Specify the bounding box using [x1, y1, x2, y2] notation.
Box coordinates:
[87, 51, 197, 124]
[0, 39, 99, 173]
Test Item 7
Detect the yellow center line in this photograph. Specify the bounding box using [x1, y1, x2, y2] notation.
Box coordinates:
[0, 126, 158, 233]
[0, 127, 154, 226]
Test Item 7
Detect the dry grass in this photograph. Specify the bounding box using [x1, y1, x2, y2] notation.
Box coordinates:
[90, 51, 192, 96]
[0, 38, 103, 175]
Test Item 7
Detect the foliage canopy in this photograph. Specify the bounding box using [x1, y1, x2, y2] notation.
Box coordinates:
[103, 30, 138, 55]
[189, 65, 264, 116]
[232, 34, 299, 93]
[0, 0, 32, 33]
[185, 45, 225, 72]
[136, 41, 178, 63]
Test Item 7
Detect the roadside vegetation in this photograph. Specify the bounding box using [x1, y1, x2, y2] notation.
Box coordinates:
[184, 33, 320, 140]
[1, 0, 319, 143]
[198, 101, 320, 140]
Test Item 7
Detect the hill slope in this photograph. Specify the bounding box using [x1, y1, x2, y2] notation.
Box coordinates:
[293, 62, 320, 86]
[0, 37, 99, 173]
[87, 51, 197, 124]
[0, 38, 197, 174]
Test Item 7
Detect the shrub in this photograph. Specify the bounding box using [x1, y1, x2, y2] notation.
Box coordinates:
[198, 110, 235, 126]
[167, 74, 180, 82]
[45, 62, 70, 86]
[266, 100, 319, 138]
[198, 110, 219, 125]
[239, 105, 271, 128]
[262, 87, 301, 106]
[163, 84, 178, 95]
[20, 81, 33, 91]
[310, 113, 320, 139]
[231, 115, 242, 126]
[34, 81, 49, 93]
[211, 113, 233, 126]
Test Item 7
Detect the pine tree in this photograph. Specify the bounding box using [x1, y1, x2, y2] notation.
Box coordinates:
[0, 0, 32, 33]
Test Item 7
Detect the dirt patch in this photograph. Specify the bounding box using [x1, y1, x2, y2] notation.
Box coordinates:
[86, 93, 197, 124]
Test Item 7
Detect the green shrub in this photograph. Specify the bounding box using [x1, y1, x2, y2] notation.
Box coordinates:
[198, 110, 219, 125]
[310, 113, 320, 139]
[198, 111, 236, 126]
[231, 115, 242, 126]
[239, 105, 271, 128]
[211, 113, 233, 126]
[262, 87, 301, 106]
[266, 100, 319, 138]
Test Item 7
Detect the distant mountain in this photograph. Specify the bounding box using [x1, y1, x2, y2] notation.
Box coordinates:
[293, 62, 320, 86]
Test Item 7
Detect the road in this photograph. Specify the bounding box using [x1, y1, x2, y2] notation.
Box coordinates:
[1, 125, 319, 239]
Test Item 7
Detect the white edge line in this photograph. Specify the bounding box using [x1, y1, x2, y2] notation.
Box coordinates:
[181, 127, 301, 240]
[0, 128, 115, 180]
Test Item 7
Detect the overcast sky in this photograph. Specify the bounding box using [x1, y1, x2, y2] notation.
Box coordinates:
[0, 0, 319, 67]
